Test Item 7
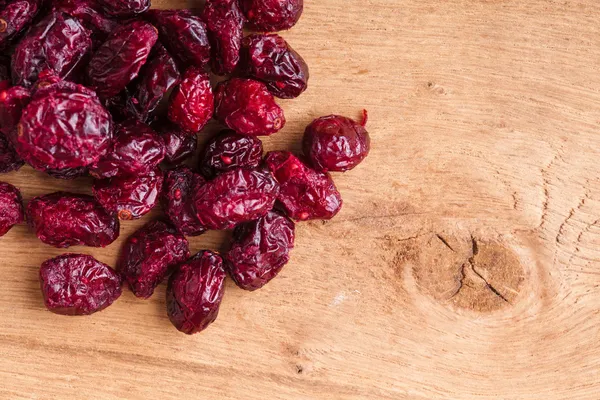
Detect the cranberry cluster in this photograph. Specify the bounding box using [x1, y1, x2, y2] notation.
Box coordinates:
[0, 0, 370, 334]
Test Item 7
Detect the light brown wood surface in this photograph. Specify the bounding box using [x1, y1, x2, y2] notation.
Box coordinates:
[2, 0, 600, 398]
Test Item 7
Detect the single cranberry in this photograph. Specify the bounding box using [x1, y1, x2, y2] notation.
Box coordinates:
[199, 129, 263, 179]
[45, 166, 88, 179]
[156, 123, 197, 165]
[162, 166, 207, 236]
[201, 0, 245, 75]
[0, 134, 24, 173]
[167, 67, 213, 133]
[241, 0, 302, 32]
[0, 0, 40, 49]
[53, 0, 119, 46]
[0, 181, 23, 235]
[0, 85, 30, 137]
[97, 0, 149, 17]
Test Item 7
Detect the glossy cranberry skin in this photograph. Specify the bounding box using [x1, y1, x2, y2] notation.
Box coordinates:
[162, 166, 206, 236]
[157, 123, 197, 165]
[86, 20, 158, 99]
[194, 167, 279, 230]
[27, 192, 119, 248]
[39, 253, 122, 315]
[167, 67, 213, 134]
[166, 250, 225, 335]
[0, 181, 23, 235]
[45, 166, 88, 179]
[215, 78, 285, 136]
[0, 134, 23, 172]
[225, 210, 294, 291]
[97, 0, 149, 17]
[118, 220, 189, 299]
[54, 0, 118, 45]
[199, 129, 263, 179]
[241, 33, 308, 99]
[201, 0, 245, 75]
[241, 0, 302, 32]
[0, 85, 30, 137]
[265, 151, 342, 220]
[93, 169, 163, 220]
[0, 0, 40, 48]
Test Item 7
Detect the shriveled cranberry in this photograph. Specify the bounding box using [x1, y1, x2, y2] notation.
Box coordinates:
[199, 129, 263, 179]
[0, 55, 10, 91]
[241, 0, 302, 32]
[45, 166, 88, 179]
[54, 0, 118, 45]
[118, 220, 189, 299]
[157, 123, 197, 165]
[0, 134, 23, 172]
[97, 0, 149, 17]
[167, 67, 213, 133]
[194, 167, 279, 230]
[39, 253, 121, 315]
[265, 151, 342, 220]
[0, 0, 40, 48]
[27, 192, 119, 248]
[214, 78, 285, 136]
[86, 20, 158, 99]
[0, 85, 30, 137]
[225, 210, 294, 291]
[201, 0, 245, 75]
[166, 250, 225, 334]
[241, 33, 308, 99]
[0, 181, 23, 235]
[162, 166, 206, 236]
[93, 168, 163, 220]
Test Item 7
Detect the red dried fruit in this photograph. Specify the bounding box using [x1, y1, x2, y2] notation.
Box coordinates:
[0, 0, 40, 48]
[162, 166, 206, 236]
[97, 0, 149, 17]
[157, 123, 197, 165]
[241, 33, 308, 99]
[118, 220, 189, 299]
[39, 253, 121, 315]
[45, 166, 88, 179]
[86, 20, 158, 99]
[201, 0, 245, 75]
[225, 210, 294, 291]
[194, 167, 279, 230]
[199, 129, 263, 179]
[167, 67, 213, 133]
[166, 250, 225, 334]
[0, 134, 23, 172]
[214, 78, 285, 136]
[27, 192, 119, 248]
[265, 151, 342, 220]
[241, 0, 302, 32]
[93, 168, 163, 220]
[0, 85, 30, 137]
[54, 0, 118, 45]
[0, 181, 23, 235]
[0, 55, 10, 91]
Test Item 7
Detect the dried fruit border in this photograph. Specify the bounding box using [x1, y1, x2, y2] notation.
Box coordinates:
[0, 0, 371, 334]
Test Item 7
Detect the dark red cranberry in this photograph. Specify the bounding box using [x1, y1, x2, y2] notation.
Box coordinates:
[303, 112, 370, 172]
[0, 181, 23, 235]
[118, 220, 189, 299]
[225, 210, 294, 291]
[0, 134, 23, 172]
[201, 0, 245, 75]
[27, 192, 119, 248]
[0, 55, 10, 91]
[157, 123, 197, 165]
[167, 67, 213, 133]
[199, 129, 263, 179]
[265, 151, 342, 220]
[0, 0, 40, 48]
[241, 0, 302, 32]
[162, 166, 207, 236]
[166, 250, 225, 334]
[97, 0, 149, 17]
[0, 85, 30, 137]
[45, 166, 88, 179]
[53, 0, 118, 46]
[39, 253, 122, 315]
[214, 78, 285, 136]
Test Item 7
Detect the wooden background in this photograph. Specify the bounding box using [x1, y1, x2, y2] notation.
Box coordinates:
[1, 0, 600, 398]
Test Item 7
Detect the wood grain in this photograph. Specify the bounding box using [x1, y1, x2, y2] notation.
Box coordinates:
[2, 0, 600, 398]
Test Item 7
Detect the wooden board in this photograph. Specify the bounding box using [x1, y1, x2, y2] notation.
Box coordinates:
[1, 0, 600, 398]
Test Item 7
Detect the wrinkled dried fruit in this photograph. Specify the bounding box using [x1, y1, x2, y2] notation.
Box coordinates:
[0, 0, 40, 48]
[97, 0, 149, 17]
[54, 0, 118, 45]
[199, 129, 263, 179]
[40, 253, 121, 315]
[157, 123, 197, 165]
[86, 20, 158, 99]
[241, 0, 302, 32]
[194, 167, 279, 230]
[265, 151, 342, 220]
[0, 181, 23, 235]
[27, 192, 119, 248]
[0, 85, 30, 136]
[166, 250, 225, 334]
[201, 0, 245, 75]
[93, 169, 163, 220]
[45, 166, 88, 179]
[162, 166, 206, 236]
[214, 78, 285, 136]
[225, 210, 294, 290]
[0, 134, 23, 172]
[241, 33, 308, 99]
[118, 220, 189, 298]
[167, 67, 213, 133]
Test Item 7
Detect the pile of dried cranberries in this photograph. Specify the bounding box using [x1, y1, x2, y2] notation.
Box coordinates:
[0, 0, 370, 334]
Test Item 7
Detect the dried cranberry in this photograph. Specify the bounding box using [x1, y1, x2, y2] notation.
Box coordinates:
[194, 167, 279, 230]
[166, 250, 225, 334]
[0, 134, 23, 172]
[86, 20, 158, 99]
[39, 253, 121, 315]
[0, 0, 40, 48]
[241, 0, 302, 32]
[167, 67, 213, 133]
[0, 55, 10, 91]
[97, 0, 149, 17]
[45, 166, 88, 179]
[157, 123, 197, 165]
[27, 192, 119, 248]
[241, 33, 308, 99]
[265, 151, 342, 220]
[0, 85, 30, 137]
[54, 0, 118, 45]
[162, 166, 206, 236]
[0, 181, 23, 235]
[93, 168, 163, 220]
[201, 0, 245, 75]
[214, 78, 285, 136]
[199, 129, 263, 179]
[118, 220, 189, 299]
[225, 210, 294, 291]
